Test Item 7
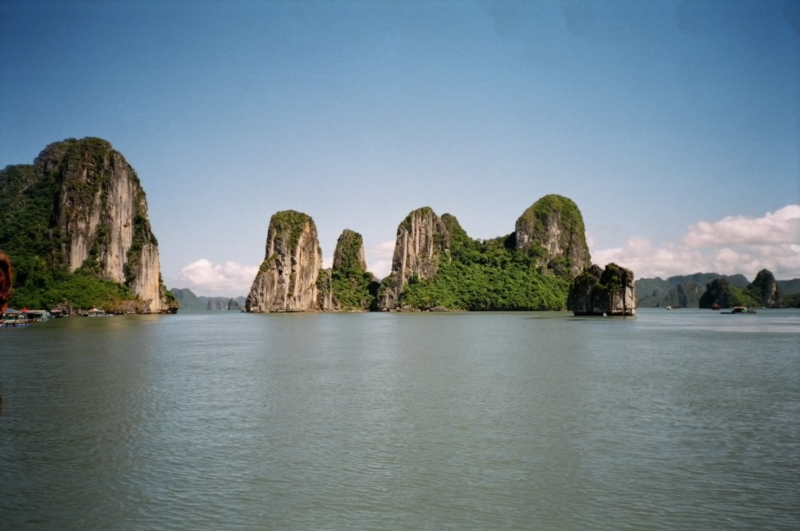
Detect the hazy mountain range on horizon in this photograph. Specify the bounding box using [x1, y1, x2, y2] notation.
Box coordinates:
[635, 273, 800, 308]
[168, 288, 246, 311]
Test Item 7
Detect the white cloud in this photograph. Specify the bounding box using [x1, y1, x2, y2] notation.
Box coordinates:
[682, 205, 800, 248]
[592, 205, 800, 280]
[366, 240, 395, 279]
[322, 256, 333, 269]
[172, 259, 258, 296]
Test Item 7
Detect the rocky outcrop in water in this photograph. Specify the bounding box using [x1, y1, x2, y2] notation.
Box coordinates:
[246, 211, 322, 313]
[0, 138, 174, 313]
[699, 277, 734, 309]
[38, 140, 170, 311]
[515, 195, 591, 277]
[568, 263, 636, 316]
[376, 196, 593, 311]
[747, 269, 780, 307]
[377, 208, 449, 310]
[376, 196, 592, 311]
[329, 229, 378, 311]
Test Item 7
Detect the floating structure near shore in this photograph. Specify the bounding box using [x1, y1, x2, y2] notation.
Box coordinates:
[1, 308, 54, 327]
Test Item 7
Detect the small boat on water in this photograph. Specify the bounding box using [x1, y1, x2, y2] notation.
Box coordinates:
[721, 306, 757, 315]
[711, 302, 721, 310]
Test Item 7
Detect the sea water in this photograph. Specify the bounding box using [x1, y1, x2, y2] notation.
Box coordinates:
[1, 309, 798, 530]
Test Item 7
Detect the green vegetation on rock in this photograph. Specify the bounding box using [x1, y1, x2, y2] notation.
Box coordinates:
[697, 269, 796, 309]
[746, 269, 780, 307]
[517, 195, 586, 248]
[330, 230, 377, 311]
[269, 210, 313, 249]
[514, 195, 590, 277]
[0, 161, 136, 310]
[398, 215, 572, 311]
[0, 138, 167, 312]
[699, 277, 758, 308]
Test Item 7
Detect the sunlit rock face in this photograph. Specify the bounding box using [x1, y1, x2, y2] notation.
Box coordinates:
[515, 194, 590, 277]
[377, 207, 449, 311]
[246, 211, 322, 313]
[32, 138, 169, 312]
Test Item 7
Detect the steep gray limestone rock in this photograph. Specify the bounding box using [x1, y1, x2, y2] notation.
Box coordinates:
[377, 207, 449, 310]
[33, 138, 169, 313]
[246, 211, 322, 313]
[515, 194, 591, 277]
[568, 263, 636, 316]
[316, 269, 339, 311]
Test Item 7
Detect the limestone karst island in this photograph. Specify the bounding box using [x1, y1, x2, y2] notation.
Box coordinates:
[0, 138, 177, 315]
[1, 137, 642, 319]
[3, 137, 797, 323]
[244, 198, 636, 316]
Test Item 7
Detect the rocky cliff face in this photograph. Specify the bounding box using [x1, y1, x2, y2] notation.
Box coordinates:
[515, 195, 590, 277]
[333, 229, 367, 271]
[316, 269, 339, 311]
[246, 211, 321, 313]
[568, 263, 636, 316]
[747, 269, 780, 307]
[28, 138, 170, 312]
[699, 277, 733, 308]
[329, 229, 378, 311]
[377, 197, 591, 311]
[377, 208, 449, 310]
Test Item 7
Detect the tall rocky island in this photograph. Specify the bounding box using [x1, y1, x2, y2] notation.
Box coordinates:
[514, 194, 591, 277]
[377, 207, 448, 310]
[567, 263, 637, 316]
[699, 268, 784, 309]
[0, 137, 176, 313]
[246, 211, 323, 313]
[247, 195, 608, 313]
[319, 229, 378, 311]
[246, 213, 378, 313]
[377, 194, 591, 311]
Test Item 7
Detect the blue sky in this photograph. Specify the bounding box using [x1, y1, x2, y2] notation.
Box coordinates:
[1, 0, 798, 294]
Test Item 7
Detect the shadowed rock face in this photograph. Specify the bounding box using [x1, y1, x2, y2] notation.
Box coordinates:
[699, 277, 733, 309]
[748, 269, 780, 307]
[246, 211, 322, 313]
[377, 207, 449, 310]
[0, 252, 11, 313]
[568, 263, 636, 316]
[317, 269, 338, 312]
[326, 229, 377, 311]
[515, 194, 590, 277]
